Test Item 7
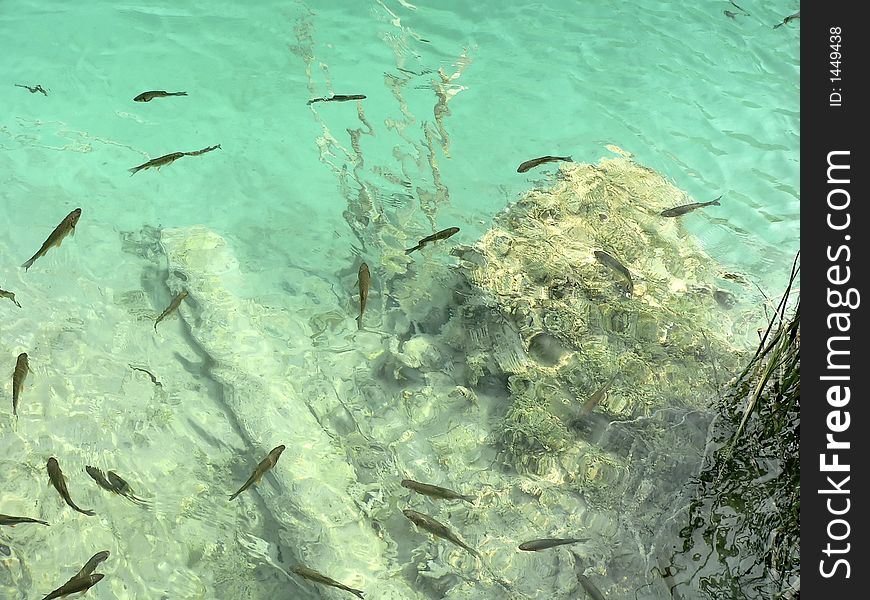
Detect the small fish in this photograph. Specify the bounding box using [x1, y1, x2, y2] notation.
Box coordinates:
[15, 83, 48, 96]
[729, 0, 750, 15]
[107, 470, 132, 493]
[289, 564, 365, 599]
[773, 10, 800, 28]
[21, 208, 82, 271]
[517, 155, 572, 173]
[401, 479, 474, 503]
[577, 574, 606, 600]
[357, 262, 370, 330]
[72, 550, 110, 579]
[593, 250, 634, 296]
[107, 470, 149, 506]
[578, 373, 618, 417]
[154, 290, 188, 331]
[724, 10, 737, 19]
[0, 513, 49, 526]
[42, 574, 104, 600]
[128, 145, 220, 175]
[659, 196, 722, 217]
[133, 90, 188, 102]
[129, 364, 162, 387]
[0, 544, 10, 556]
[1, 288, 21, 307]
[229, 445, 285, 500]
[518, 538, 588, 551]
[12, 352, 29, 418]
[402, 509, 480, 558]
[307, 94, 367, 105]
[184, 144, 222, 156]
[128, 151, 185, 175]
[47, 457, 96, 517]
[85, 466, 115, 492]
[405, 227, 460, 254]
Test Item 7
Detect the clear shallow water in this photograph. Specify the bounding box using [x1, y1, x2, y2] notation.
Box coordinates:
[1, 1, 798, 599]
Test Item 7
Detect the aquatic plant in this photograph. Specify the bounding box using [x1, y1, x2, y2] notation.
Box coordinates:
[672, 254, 799, 599]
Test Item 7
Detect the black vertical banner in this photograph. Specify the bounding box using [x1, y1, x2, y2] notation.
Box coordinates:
[803, 2, 868, 597]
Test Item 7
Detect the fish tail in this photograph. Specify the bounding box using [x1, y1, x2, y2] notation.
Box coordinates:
[128, 166, 142, 176]
[461, 495, 475, 504]
[21, 257, 35, 270]
[405, 244, 420, 254]
[174, 92, 188, 96]
[710, 196, 723, 206]
[72, 503, 96, 516]
[356, 315, 363, 330]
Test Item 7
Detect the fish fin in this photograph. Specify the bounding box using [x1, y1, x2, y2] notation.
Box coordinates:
[351, 589, 365, 599]
[176, 92, 188, 96]
[461, 495, 475, 503]
[21, 257, 35, 270]
[128, 167, 141, 175]
[711, 195, 723, 206]
[356, 316, 363, 330]
[404, 245, 419, 254]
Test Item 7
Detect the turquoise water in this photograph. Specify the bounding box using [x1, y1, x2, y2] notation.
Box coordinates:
[2, 1, 798, 599]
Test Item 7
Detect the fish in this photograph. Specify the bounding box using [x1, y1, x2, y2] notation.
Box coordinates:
[107, 470, 149, 506]
[229, 444, 285, 500]
[572, 552, 607, 600]
[659, 196, 722, 217]
[357, 262, 370, 330]
[129, 145, 220, 175]
[578, 373, 618, 417]
[405, 227, 460, 254]
[773, 10, 800, 28]
[72, 550, 110, 579]
[88, 466, 147, 506]
[129, 364, 162, 387]
[154, 290, 188, 331]
[42, 574, 104, 600]
[1, 288, 21, 307]
[288, 564, 365, 599]
[0, 513, 49, 526]
[724, 10, 737, 19]
[46, 457, 96, 517]
[518, 538, 588, 551]
[133, 90, 188, 102]
[400, 479, 474, 503]
[577, 574, 606, 600]
[12, 352, 29, 418]
[729, 0, 750, 15]
[21, 208, 82, 271]
[128, 152, 185, 175]
[517, 155, 572, 173]
[402, 509, 480, 558]
[307, 94, 367, 105]
[15, 83, 48, 96]
[593, 250, 634, 296]
[85, 466, 115, 492]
